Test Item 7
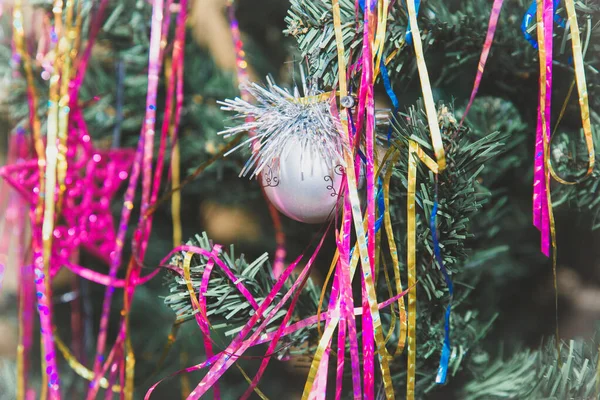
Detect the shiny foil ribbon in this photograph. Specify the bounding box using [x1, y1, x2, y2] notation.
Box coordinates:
[404, 0, 449, 397]
[460, 0, 505, 126]
[532, 0, 553, 258]
[548, 0, 595, 184]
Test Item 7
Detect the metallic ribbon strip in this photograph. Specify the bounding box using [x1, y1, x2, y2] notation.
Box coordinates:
[404, 0, 448, 396]
[407, 142, 439, 399]
[533, 0, 553, 257]
[87, 0, 170, 395]
[431, 179, 454, 384]
[12, 4, 46, 396]
[547, 0, 595, 184]
[359, 2, 378, 398]
[522, 0, 565, 49]
[535, 0, 562, 360]
[144, 282, 409, 398]
[383, 151, 407, 357]
[405, 0, 446, 171]
[460, 0, 504, 126]
[185, 230, 329, 399]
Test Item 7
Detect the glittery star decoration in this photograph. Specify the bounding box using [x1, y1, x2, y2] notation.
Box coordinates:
[0, 126, 134, 275]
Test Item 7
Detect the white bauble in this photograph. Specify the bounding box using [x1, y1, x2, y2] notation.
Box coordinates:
[260, 138, 346, 224]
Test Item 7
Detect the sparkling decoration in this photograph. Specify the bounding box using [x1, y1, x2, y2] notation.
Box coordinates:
[219, 76, 349, 223]
[0, 125, 134, 272]
[219, 77, 347, 178]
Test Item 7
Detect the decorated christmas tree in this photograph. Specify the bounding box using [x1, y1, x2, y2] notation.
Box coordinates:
[0, 0, 599, 399]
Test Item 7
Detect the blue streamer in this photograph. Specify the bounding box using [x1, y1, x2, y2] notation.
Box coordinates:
[405, 0, 421, 45]
[431, 180, 454, 385]
[380, 60, 399, 141]
[358, 0, 376, 12]
[375, 178, 385, 232]
[522, 0, 565, 49]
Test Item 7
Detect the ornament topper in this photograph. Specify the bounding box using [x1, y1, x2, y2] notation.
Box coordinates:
[218, 75, 348, 179]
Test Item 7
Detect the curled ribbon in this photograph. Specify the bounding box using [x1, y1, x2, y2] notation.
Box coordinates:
[547, 0, 595, 185]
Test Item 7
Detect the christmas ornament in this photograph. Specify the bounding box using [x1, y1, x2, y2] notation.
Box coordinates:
[260, 137, 347, 223]
[219, 76, 350, 223]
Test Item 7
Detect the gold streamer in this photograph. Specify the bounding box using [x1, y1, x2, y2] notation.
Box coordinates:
[383, 151, 407, 356]
[406, 142, 418, 400]
[373, 0, 390, 79]
[405, 0, 446, 172]
[12, 0, 45, 221]
[548, 0, 595, 185]
[12, 2, 42, 398]
[56, 0, 78, 212]
[406, 141, 440, 399]
[403, 1, 448, 395]
[55, 334, 122, 393]
[171, 137, 182, 245]
[182, 252, 267, 399]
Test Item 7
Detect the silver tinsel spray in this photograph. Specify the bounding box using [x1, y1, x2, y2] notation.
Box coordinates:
[218, 74, 351, 223]
[218, 74, 347, 178]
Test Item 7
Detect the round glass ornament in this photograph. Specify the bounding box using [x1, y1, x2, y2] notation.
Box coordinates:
[260, 138, 363, 224]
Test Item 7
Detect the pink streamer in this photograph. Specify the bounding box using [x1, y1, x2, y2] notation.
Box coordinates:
[198, 246, 222, 399]
[31, 227, 61, 397]
[88, 0, 171, 392]
[239, 255, 316, 400]
[533, 0, 553, 257]
[184, 227, 330, 400]
[459, 0, 505, 126]
[357, 2, 377, 398]
[144, 267, 410, 399]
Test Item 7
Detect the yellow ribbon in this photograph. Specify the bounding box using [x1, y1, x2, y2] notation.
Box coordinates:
[405, 0, 446, 173]
[38, 0, 73, 395]
[56, 0, 78, 212]
[406, 141, 440, 399]
[404, 0, 447, 396]
[373, 0, 390, 79]
[12, 3, 45, 398]
[547, 0, 595, 185]
[383, 151, 407, 356]
[55, 334, 122, 393]
[12, 0, 45, 223]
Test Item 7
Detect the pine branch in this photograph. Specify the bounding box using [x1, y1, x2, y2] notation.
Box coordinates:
[463, 337, 600, 399]
[388, 101, 510, 294]
[551, 123, 600, 230]
[285, 0, 600, 106]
